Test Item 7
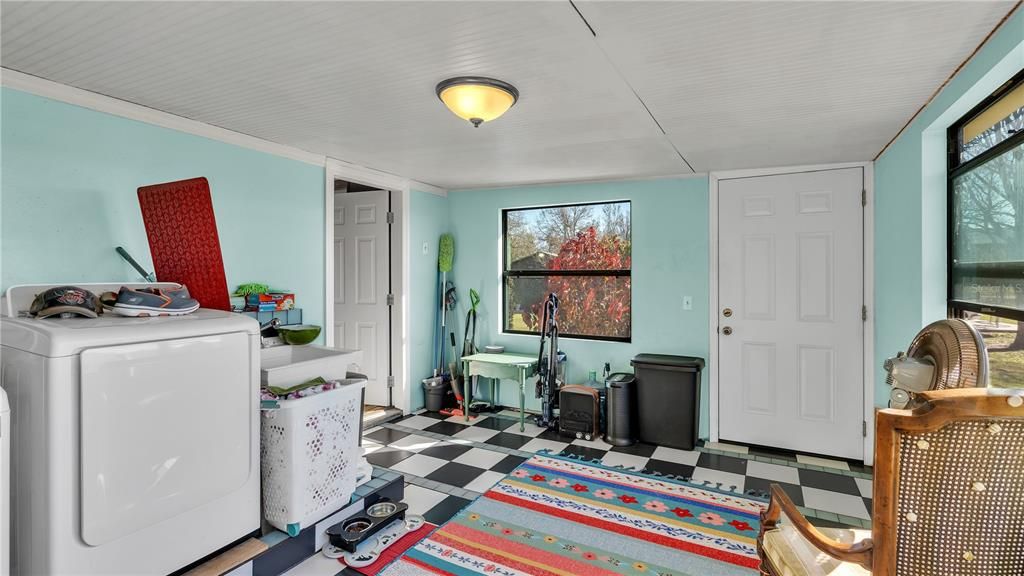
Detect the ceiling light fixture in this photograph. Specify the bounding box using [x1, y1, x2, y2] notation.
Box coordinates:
[435, 76, 519, 127]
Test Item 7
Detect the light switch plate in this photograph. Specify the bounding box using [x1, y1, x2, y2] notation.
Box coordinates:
[682, 296, 693, 310]
[422, 242, 429, 255]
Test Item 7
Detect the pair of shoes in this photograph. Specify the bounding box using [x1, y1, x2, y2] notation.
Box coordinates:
[110, 285, 200, 317]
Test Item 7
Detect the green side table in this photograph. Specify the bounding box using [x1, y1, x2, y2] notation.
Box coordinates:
[461, 353, 538, 432]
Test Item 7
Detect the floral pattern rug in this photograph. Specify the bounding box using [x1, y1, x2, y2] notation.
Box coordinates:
[380, 453, 766, 575]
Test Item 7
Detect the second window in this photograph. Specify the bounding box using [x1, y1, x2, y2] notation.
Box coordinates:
[502, 201, 632, 342]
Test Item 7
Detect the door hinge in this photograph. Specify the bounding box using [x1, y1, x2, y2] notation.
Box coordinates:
[862, 305, 868, 321]
[386, 293, 394, 306]
[386, 211, 395, 224]
[863, 420, 868, 437]
[387, 375, 395, 388]
[861, 189, 867, 207]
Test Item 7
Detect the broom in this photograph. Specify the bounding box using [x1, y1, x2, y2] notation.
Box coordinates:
[438, 234, 454, 373]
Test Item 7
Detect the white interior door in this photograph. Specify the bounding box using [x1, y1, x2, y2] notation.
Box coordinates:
[718, 168, 864, 460]
[334, 189, 391, 406]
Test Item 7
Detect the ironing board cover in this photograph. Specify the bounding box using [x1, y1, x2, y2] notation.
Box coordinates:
[137, 177, 231, 311]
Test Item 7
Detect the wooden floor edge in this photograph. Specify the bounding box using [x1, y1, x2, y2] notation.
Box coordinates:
[183, 538, 270, 576]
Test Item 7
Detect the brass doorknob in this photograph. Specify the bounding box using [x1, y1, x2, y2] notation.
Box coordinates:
[723, 307, 733, 317]
[722, 326, 733, 336]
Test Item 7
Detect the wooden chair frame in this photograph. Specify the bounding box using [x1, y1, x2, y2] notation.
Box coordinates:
[757, 388, 1024, 576]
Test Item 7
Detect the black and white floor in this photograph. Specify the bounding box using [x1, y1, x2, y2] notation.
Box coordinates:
[285, 409, 874, 575]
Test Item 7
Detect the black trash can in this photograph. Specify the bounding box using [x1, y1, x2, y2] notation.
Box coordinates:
[604, 372, 637, 447]
[631, 354, 705, 450]
[423, 378, 447, 412]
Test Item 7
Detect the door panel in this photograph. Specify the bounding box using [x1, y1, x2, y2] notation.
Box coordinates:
[797, 232, 834, 322]
[80, 333, 252, 545]
[356, 322, 378, 380]
[334, 189, 390, 406]
[334, 238, 346, 304]
[743, 234, 775, 320]
[799, 345, 835, 421]
[355, 237, 377, 304]
[719, 168, 863, 459]
[742, 342, 777, 415]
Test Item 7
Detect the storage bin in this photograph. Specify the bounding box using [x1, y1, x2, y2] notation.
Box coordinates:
[260, 375, 366, 536]
[631, 354, 704, 450]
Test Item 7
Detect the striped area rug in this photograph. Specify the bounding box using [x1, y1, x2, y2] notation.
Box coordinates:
[381, 453, 765, 576]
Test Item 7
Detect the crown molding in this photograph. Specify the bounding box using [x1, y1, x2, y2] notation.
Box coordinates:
[1, 67, 326, 167]
[446, 171, 706, 193]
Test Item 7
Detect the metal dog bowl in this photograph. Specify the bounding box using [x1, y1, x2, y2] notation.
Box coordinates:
[343, 518, 372, 534]
[367, 501, 399, 518]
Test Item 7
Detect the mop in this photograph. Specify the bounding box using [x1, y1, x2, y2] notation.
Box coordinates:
[463, 289, 494, 413]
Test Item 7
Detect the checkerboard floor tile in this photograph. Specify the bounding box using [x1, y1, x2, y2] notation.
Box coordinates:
[452, 425, 500, 443]
[402, 483, 449, 516]
[366, 410, 875, 531]
[390, 453, 448, 477]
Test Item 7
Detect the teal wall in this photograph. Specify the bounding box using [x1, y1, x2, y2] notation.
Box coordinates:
[408, 190, 450, 410]
[874, 11, 1023, 403]
[1, 88, 326, 329]
[446, 177, 712, 436]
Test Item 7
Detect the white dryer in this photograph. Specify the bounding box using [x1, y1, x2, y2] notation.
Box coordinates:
[0, 283, 260, 575]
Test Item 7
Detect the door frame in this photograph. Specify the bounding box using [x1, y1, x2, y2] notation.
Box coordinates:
[708, 161, 875, 464]
[324, 159, 444, 414]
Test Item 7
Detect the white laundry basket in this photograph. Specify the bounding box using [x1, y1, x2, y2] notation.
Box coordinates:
[260, 375, 366, 536]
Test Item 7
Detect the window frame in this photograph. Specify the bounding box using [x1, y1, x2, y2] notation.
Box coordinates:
[501, 200, 632, 343]
[947, 68, 1024, 322]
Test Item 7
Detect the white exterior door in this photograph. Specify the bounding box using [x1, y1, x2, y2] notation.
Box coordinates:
[718, 168, 864, 460]
[334, 189, 391, 406]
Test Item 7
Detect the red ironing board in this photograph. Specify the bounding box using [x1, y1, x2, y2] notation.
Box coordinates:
[137, 177, 231, 311]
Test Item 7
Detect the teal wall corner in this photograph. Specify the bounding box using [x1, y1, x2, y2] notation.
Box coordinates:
[408, 189, 450, 411]
[1, 88, 327, 331]
[444, 176, 713, 437]
[873, 10, 1023, 404]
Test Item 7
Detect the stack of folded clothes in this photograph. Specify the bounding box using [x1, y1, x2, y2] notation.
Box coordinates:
[260, 376, 344, 408]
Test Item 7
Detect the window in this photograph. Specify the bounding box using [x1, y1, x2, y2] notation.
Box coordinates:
[502, 201, 631, 341]
[948, 69, 1024, 388]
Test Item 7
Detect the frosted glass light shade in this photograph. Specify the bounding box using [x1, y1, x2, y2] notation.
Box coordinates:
[436, 77, 519, 127]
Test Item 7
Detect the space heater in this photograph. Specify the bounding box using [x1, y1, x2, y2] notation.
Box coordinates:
[559, 385, 602, 441]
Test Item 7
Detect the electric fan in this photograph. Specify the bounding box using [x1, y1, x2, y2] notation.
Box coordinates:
[885, 318, 989, 409]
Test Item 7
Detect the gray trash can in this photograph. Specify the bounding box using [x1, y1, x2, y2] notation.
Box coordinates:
[423, 377, 447, 412]
[631, 354, 704, 450]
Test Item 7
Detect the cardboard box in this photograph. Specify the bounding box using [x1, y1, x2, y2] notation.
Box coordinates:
[245, 292, 295, 311]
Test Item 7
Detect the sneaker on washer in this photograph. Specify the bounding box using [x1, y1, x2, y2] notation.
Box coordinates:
[112, 285, 200, 317]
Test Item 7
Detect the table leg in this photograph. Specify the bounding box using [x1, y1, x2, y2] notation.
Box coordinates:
[519, 367, 526, 432]
[463, 360, 471, 422]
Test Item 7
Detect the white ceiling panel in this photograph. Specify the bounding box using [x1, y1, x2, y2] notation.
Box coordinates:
[1, 1, 687, 188]
[1, 1, 1017, 187]
[576, 0, 1017, 172]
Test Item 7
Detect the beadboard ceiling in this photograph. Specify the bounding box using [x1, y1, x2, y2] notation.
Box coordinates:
[0, 1, 1016, 189]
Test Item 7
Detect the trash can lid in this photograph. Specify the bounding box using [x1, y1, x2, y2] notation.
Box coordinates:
[422, 377, 447, 388]
[630, 354, 705, 371]
[606, 372, 636, 387]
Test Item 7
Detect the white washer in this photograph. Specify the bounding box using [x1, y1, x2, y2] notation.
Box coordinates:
[1, 283, 260, 575]
[0, 386, 9, 576]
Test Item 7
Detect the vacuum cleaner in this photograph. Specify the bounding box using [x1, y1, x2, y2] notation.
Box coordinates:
[534, 292, 562, 430]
